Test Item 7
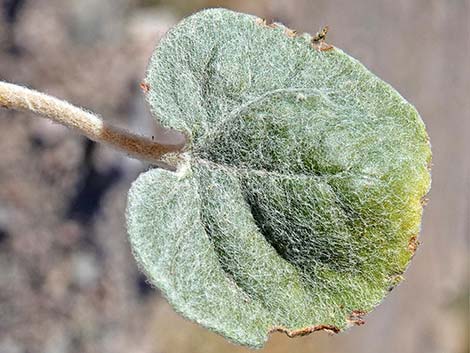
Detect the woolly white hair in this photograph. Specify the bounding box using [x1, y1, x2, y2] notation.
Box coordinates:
[127, 8, 431, 348]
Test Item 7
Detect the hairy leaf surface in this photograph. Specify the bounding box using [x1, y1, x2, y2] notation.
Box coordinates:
[127, 8, 431, 348]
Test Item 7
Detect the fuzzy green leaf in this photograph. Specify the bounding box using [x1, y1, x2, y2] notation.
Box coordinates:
[126, 8, 431, 348]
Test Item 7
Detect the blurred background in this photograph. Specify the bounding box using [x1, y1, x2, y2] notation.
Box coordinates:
[0, 0, 468, 352]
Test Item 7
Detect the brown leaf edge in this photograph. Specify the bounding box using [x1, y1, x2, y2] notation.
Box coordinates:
[269, 308, 370, 339]
[269, 324, 341, 338]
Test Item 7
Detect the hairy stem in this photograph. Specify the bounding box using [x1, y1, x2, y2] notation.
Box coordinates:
[0, 81, 184, 164]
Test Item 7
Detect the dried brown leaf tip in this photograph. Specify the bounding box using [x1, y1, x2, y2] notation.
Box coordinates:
[255, 17, 278, 29]
[420, 196, 429, 207]
[347, 310, 366, 326]
[408, 235, 419, 253]
[140, 81, 150, 93]
[285, 28, 298, 38]
[312, 25, 334, 51]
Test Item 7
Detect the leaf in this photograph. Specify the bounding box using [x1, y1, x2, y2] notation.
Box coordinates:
[126, 8, 431, 348]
